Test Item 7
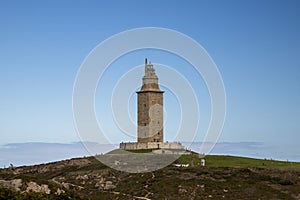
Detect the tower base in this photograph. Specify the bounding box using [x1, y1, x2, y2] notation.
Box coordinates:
[119, 141, 185, 150]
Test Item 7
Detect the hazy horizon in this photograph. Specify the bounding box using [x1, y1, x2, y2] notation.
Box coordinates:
[1, 141, 299, 168]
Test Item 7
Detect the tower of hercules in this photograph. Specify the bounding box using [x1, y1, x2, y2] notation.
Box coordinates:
[137, 58, 164, 143]
[119, 59, 184, 150]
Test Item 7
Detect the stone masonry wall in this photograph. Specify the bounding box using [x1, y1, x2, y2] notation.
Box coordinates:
[119, 142, 185, 150]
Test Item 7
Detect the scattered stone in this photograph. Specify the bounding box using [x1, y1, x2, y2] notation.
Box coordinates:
[178, 188, 187, 193]
[26, 181, 50, 194]
[76, 174, 89, 180]
[62, 182, 70, 190]
[104, 181, 116, 190]
[55, 188, 65, 195]
[67, 158, 91, 167]
[0, 179, 22, 191]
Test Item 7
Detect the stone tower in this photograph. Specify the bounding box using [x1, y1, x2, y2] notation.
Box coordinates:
[137, 59, 164, 143]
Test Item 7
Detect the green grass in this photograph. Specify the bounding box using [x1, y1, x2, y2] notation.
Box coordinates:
[175, 153, 203, 166]
[106, 149, 300, 170]
[204, 155, 300, 170]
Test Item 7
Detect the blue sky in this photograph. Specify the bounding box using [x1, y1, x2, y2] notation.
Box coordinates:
[0, 0, 299, 155]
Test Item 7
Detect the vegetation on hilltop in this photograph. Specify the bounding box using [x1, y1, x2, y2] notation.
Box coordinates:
[0, 153, 299, 199]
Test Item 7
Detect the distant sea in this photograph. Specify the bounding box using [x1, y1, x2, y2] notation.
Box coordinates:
[0, 141, 299, 168]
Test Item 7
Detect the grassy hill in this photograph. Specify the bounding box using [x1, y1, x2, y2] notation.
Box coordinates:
[205, 155, 300, 170]
[0, 152, 300, 199]
[176, 154, 300, 170]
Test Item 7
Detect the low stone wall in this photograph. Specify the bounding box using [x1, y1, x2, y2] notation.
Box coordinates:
[119, 142, 185, 150]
